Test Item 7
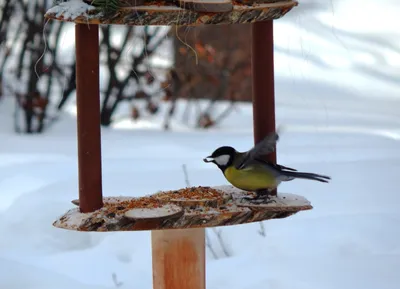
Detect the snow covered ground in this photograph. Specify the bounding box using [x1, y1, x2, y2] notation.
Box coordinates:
[1, 0, 400, 288]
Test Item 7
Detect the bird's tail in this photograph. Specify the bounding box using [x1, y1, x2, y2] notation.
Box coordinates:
[280, 171, 331, 183]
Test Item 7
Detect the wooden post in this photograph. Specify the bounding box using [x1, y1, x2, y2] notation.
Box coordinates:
[75, 24, 103, 213]
[251, 21, 277, 195]
[152, 229, 206, 289]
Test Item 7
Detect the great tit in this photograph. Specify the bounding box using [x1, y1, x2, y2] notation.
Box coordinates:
[203, 131, 331, 201]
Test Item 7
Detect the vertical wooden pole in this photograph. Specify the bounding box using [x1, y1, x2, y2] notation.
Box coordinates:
[252, 21, 277, 196]
[152, 229, 205, 289]
[75, 24, 103, 213]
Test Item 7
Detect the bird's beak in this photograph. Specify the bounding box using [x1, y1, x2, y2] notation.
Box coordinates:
[203, 156, 214, 163]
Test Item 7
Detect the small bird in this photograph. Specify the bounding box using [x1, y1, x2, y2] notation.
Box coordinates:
[203, 131, 330, 202]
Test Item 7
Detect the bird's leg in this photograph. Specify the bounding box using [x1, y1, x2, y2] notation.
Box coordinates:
[243, 189, 276, 204]
[254, 189, 270, 199]
[254, 189, 277, 203]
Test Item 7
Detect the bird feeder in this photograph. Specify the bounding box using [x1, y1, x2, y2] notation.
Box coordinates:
[45, 1, 312, 289]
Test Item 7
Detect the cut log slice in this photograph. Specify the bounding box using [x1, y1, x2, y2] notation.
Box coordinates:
[71, 196, 154, 207]
[53, 196, 311, 231]
[71, 199, 80, 206]
[120, 0, 146, 6]
[176, 0, 233, 13]
[211, 185, 313, 215]
[60, 196, 184, 231]
[44, 1, 298, 26]
[179, 204, 252, 228]
[235, 0, 285, 5]
[53, 189, 312, 231]
[83, 0, 146, 6]
[123, 203, 184, 230]
[124, 203, 184, 220]
[235, 192, 312, 208]
[153, 186, 232, 208]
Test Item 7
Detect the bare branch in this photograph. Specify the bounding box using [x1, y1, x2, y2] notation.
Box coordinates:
[258, 221, 266, 237]
[205, 229, 219, 259]
[112, 273, 123, 288]
[211, 227, 231, 257]
[182, 164, 190, 187]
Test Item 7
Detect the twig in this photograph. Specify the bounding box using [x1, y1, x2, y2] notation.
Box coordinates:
[212, 100, 236, 127]
[112, 273, 123, 288]
[258, 221, 266, 237]
[182, 164, 190, 187]
[211, 227, 231, 257]
[205, 229, 219, 259]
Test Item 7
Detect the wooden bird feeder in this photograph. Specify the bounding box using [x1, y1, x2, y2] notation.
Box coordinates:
[45, 1, 311, 289]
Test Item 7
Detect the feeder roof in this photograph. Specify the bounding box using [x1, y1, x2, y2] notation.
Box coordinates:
[45, 0, 298, 26]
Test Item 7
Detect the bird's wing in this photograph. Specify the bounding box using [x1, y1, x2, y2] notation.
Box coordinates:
[235, 131, 279, 170]
[254, 158, 297, 172]
[238, 158, 282, 178]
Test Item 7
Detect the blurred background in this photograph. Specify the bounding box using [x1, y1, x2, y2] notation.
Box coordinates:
[0, 1, 400, 289]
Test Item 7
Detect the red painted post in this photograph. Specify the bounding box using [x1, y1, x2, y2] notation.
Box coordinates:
[251, 21, 277, 195]
[75, 24, 104, 213]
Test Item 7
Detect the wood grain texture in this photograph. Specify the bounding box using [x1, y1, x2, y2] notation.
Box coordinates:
[45, 1, 298, 26]
[53, 186, 313, 231]
[152, 229, 205, 289]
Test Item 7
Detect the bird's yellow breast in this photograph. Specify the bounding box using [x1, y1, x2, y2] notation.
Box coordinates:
[223, 165, 277, 191]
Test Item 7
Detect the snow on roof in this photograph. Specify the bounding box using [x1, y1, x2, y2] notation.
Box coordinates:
[46, 0, 96, 20]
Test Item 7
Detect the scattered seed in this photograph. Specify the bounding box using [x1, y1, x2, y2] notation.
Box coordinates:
[107, 212, 116, 218]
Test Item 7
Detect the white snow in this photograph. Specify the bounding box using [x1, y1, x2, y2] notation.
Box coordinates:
[1, 0, 400, 289]
[55, 207, 89, 230]
[46, 0, 96, 20]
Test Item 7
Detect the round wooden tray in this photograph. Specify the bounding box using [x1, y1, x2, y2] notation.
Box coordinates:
[54, 185, 312, 231]
[45, 0, 298, 26]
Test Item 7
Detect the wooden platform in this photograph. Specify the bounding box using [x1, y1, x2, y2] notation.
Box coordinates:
[45, 0, 298, 26]
[53, 185, 312, 231]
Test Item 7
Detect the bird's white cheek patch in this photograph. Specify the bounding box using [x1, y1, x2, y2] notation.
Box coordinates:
[214, 155, 230, 166]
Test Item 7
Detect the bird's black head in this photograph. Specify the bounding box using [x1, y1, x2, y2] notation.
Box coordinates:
[203, 146, 236, 171]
